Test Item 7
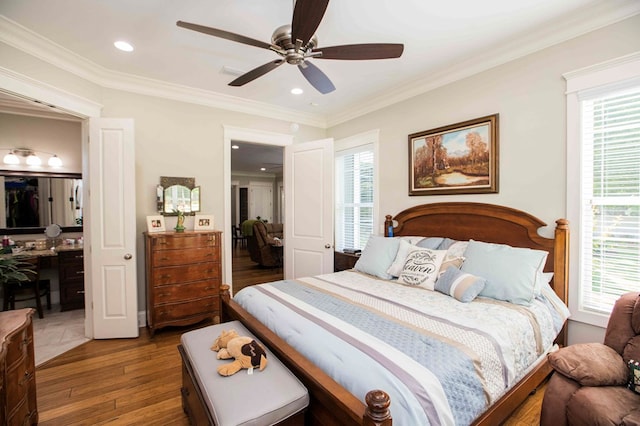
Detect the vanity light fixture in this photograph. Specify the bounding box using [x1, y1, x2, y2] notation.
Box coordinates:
[2, 148, 63, 168]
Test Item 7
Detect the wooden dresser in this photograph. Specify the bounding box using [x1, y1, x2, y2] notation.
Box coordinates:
[144, 231, 222, 336]
[58, 249, 85, 311]
[0, 308, 37, 426]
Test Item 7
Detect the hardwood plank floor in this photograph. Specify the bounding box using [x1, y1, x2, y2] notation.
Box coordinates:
[230, 244, 283, 294]
[36, 246, 544, 425]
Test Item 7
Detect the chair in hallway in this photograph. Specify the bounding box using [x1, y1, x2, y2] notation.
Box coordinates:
[2, 256, 51, 319]
[232, 225, 247, 248]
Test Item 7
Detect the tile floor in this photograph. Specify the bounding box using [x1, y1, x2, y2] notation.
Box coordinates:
[32, 306, 90, 366]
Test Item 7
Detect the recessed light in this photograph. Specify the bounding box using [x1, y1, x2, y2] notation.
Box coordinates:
[291, 88, 304, 95]
[260, 167, 266, 171]
[231, 145, 239, 149]
[114, 41, 134, 52]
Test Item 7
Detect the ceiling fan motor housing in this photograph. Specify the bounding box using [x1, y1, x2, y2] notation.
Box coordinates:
[272, 25, 317, 65]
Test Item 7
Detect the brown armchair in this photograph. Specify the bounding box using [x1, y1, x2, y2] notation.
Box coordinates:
[541, 292, 640, 425]
[247, 221, 283, 267]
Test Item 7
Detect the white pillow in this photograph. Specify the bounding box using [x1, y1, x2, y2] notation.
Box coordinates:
[397, 246, 447, 290]
[387, 239, 417, 277]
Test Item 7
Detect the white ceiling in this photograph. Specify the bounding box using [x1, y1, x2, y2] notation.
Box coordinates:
[1, 1, 639, 128]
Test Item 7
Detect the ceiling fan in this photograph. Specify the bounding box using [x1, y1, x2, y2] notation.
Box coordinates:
[177, 0, 404, 94]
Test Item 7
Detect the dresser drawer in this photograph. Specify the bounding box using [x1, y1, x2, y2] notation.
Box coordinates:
[153, 280, 219, 304]
[58, 250, 84, 265]
[152, 233, 218, 250]
[152, 247, 218, 267]
[6, 359, 34, 418]
[5, 327, 31, 368]
[154, 296, 219, 322]
[152, 263, 219, 286]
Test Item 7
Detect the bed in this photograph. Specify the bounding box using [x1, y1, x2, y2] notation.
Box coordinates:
[219, 202, 570, 425]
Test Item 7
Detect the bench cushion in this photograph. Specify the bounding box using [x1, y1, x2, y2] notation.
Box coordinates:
[181, 320, 309, 426]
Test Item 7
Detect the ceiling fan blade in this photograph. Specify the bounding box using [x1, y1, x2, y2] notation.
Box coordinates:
[177, 20, 273, 50]
[298, 61, 335, 94]
[291, 0, 329, 46]
[229, 59, 284, 87]
[313, 43, 404, 60]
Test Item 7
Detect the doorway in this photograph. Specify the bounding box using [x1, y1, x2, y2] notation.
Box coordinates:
[230, 140, 284, 292]
[223, 126, 292, 292]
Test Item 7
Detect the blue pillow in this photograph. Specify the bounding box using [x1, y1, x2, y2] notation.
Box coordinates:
[354, 236, 400, 280]
[416, 237, 444, 249]
[435, 267, 486, 303]
[461, 240, 548, 306]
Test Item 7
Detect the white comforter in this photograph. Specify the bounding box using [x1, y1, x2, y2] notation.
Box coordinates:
[234, 270, 569, 425]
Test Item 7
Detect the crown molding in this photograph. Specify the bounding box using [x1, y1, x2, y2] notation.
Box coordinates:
[326, 0, 640, 127]
[0, 66, 102, 118]
[0, 15, 327, 128]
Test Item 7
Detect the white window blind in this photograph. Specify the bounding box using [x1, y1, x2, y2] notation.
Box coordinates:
[579, 85, 640, 315]
[335, 144, 374, 251]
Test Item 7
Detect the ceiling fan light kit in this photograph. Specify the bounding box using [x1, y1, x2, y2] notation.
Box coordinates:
[177, 0, 403, 94]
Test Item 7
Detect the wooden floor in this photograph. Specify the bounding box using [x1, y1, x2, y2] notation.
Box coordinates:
[35, 246, 544, 425]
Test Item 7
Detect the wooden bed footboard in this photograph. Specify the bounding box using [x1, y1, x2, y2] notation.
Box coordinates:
[222, 202, 569, 425]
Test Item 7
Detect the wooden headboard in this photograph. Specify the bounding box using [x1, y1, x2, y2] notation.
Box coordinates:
[384, 202, 569, 343]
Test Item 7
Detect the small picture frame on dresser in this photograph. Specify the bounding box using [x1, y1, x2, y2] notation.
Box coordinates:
[146, 215, 166, 233]
[194, 214, 214, 231]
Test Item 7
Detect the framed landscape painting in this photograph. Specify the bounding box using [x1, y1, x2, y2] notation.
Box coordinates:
[408, 114, 499, 195]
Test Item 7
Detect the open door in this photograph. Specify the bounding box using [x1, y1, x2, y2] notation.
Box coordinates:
[85, 118, 138, 338]
[284, 138, 334, 279]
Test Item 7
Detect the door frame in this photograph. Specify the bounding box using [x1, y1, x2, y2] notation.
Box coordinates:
[223, 126, 292, 289]
[0, 68, 102, 337]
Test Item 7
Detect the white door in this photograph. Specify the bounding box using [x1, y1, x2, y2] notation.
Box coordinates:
[86, 118, 138, 338]
[284, 138, 334, 279]
[249, 183, 274, 223]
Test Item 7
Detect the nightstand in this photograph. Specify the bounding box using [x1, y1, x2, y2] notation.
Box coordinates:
[334, 251, 360, 272]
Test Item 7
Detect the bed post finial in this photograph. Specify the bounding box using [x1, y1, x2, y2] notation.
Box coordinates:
[363, 389, 392, 426]
[384, 215, 393, 237]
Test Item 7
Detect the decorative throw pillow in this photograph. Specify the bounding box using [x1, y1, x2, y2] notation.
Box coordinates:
[461, 240, 548, 306]
[548, 343, 628, 386]
[629, 360, 640, 394]
[397, 247, 447, 290]
[354, 236, 400, 280]
[387, 240, 413, 277]
[435, 267, 486, 303]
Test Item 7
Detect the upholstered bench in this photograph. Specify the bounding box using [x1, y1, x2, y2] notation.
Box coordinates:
[178, 320, 309, 425]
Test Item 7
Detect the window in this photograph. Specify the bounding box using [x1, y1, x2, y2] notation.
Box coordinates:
[566, 53, 640, 326]
[580, 86, 640, 314]
[335, 131, 378, 252]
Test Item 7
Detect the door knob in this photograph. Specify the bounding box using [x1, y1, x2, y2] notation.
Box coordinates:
[325, 244, 332, 249]
[124, 253, 133, 260]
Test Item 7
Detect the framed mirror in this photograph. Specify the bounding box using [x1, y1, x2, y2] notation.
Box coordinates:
[159, 176, 201, 216]
[0, 171, 83, 235]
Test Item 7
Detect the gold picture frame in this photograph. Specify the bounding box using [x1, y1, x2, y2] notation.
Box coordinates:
[408, 114, 499, 195]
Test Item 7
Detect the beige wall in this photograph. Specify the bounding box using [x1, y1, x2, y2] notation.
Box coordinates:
[327, 14, 640, 344]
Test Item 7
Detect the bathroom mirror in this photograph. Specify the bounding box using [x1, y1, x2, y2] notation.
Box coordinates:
[0, 171, 83, 234]
[159, 176, 201, 216]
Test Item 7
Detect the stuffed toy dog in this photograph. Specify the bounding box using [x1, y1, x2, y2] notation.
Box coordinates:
[211, 329, 268, 376]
